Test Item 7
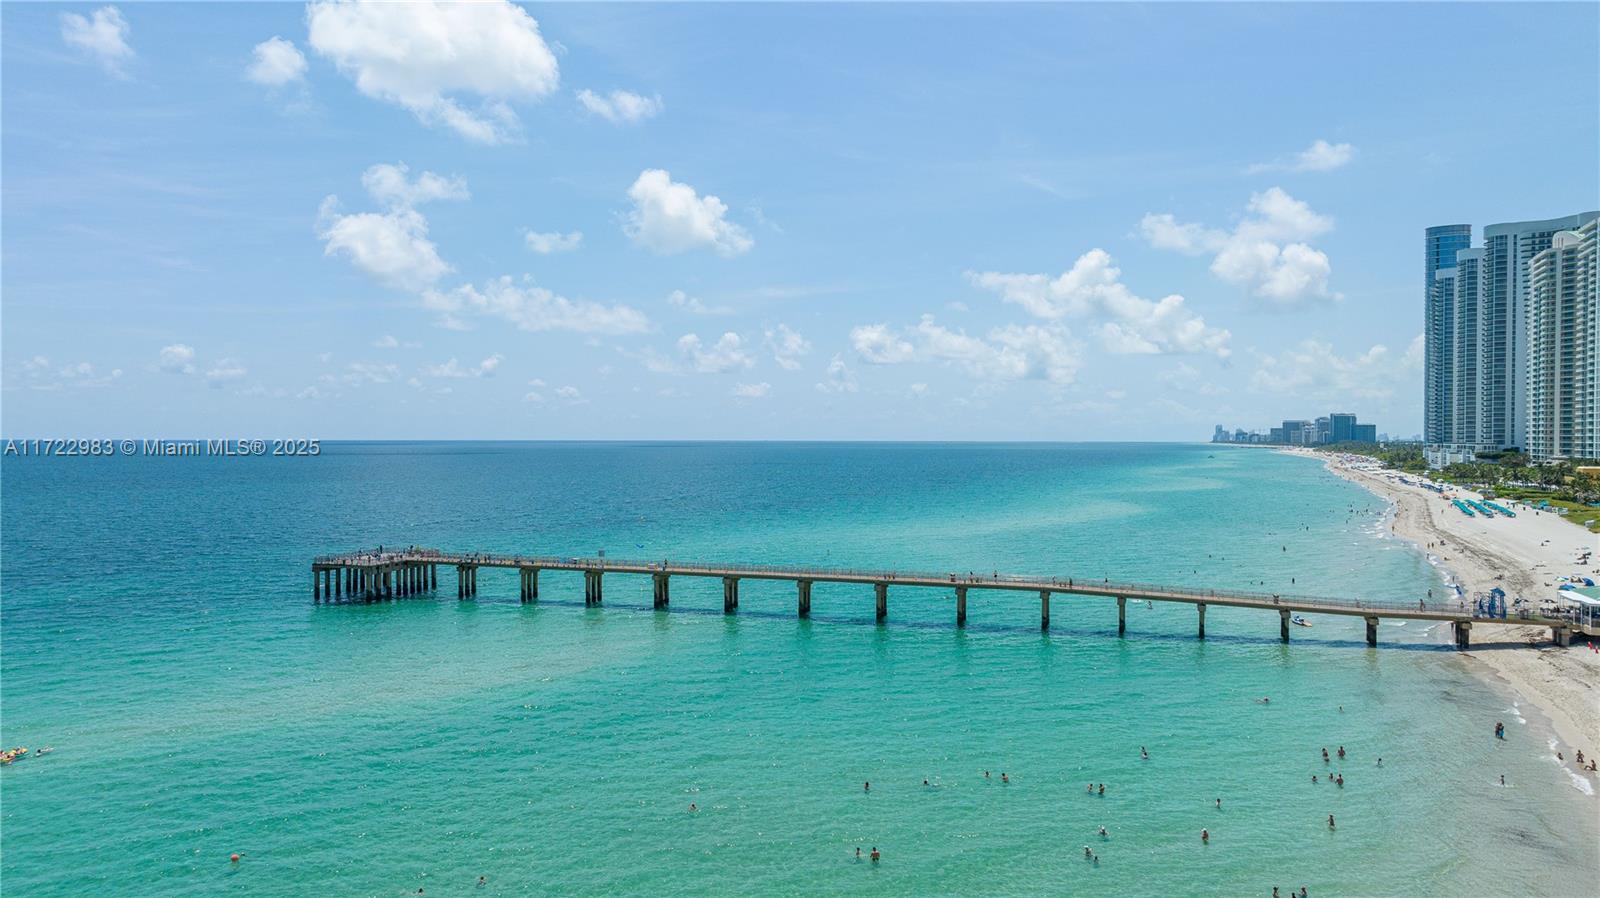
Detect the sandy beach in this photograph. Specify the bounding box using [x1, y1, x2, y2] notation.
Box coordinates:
[1295, 448, 1600, 787]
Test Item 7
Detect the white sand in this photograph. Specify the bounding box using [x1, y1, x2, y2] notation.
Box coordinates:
[1290, 448, 1600, 785]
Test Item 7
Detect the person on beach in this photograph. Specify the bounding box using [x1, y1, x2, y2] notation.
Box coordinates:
[1495, 721, 1505, 739]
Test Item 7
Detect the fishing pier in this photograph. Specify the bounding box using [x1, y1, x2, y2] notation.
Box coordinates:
[310, 548, 1577, 648]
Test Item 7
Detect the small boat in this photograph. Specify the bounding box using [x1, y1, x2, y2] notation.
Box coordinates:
[1291, 616, 1312, 628]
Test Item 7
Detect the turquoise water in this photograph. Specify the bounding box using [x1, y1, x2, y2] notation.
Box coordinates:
[2, 443, 1594, 896]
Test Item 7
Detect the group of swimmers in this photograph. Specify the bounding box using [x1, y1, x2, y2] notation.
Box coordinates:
[0, 746, 48, 765]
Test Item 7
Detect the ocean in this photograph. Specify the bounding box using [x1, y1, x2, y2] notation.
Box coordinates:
[1, 442, 1593, 896]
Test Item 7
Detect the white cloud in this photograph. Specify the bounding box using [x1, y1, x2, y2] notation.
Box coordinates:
[1295, 139, 1356, 172]
[362, 163, 468, 208]
[373, 334, 399, 349]
[851, 316, 1082, 385]
[423, 276, 650, 334]
[732, 381, 771, 399]
[423, 354, 502, 379]
[247, 36, 307, 86]
[666, 289, 731, 316]
[1140, 188, 1338, 305]
[554, 385, 582, 401]
[764, 324, 811, 370]
[159, 344, 196, 374]
[967, 249, 1232, 357]
[1250, 338, 1418, 401]
[1159, 362, 1227, 396]
[60, 6, 132, 78]
[677, 332, 754, 374]
[306, 0, 559, 144]
[342, 361, 402, 384]
[577, 88, 662, 124]
[1251, 139, 1357, 174]
[318, 163, 467, 291]
[524, 230, 582, 254]
[624, 169, 752, 256]
[17, 357, 122, 390]
[205, 359, 248, 387]
[815, 354, 858, 394]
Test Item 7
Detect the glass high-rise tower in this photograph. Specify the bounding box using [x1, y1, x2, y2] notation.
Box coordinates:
[1424, 225, 1471, 443]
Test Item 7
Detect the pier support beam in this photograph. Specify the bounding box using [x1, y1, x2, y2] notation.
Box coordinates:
[1117, 597, 1126, 636]
[955, 586, 967, 628]
[797, 580, 811, 618]
[653, 573, 670, 609]
[723, 577, 739, 614]
[430, 563, 437, 591]
[456, 566, 465, 599]
[1279, 608, 1291, 642]
[1197, 603, 1206, 639]
[1452, 620, 1472, 649]
[528, 568, 538, 600]
[1365, 616, 1378, 647]
[875, 583, 888, 622]
[584, 570, 603, 606]
[1040, 591, 1051, 631]
[520, 569, 530, 602]
[1551, 625, 1571, 647]
[314, 569, 322, 601]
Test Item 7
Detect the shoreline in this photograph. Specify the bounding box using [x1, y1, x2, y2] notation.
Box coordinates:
[1283, 447, 1600, 789]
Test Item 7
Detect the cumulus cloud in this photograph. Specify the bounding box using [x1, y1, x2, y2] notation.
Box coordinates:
[816, 354, 859, 394]
[851, 316, 1081, 385]
[422, 276, 649, 334]
[247, 36, 308, 86]
[1139, 188, 1339, 304]
[577, 88, 662, 124]
[307, 0, 559, 143]
[1251, 139, 1357, 174]
[677, 332, 754, 374]
[764, 324, 811, 370]
[967, 249, 1232, 357]
[732, 381, 771, 399]
[1250, 337, 1419, 401]
[624, 169, 752, 256]
[159, 344, 196, 374]
[318, 163, 466, 291]
[60, 6, 133, 77]
[524, 230, 582, 254]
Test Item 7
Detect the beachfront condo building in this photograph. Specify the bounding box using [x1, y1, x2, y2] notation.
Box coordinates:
[1525, 218, 1598, 461]
[1423, 211, 1600, 460]
[1424, 224, 1473, 444]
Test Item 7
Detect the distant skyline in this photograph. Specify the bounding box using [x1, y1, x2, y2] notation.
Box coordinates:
[4, 2, 1597, 440]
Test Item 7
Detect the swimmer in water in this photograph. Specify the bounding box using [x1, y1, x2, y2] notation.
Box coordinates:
[1001, 772, 1009, 783]
[1500, 775, 1505, 786]
[984, 770, 990, 779]
[863, 781, 870, 792]
[477, 877, 486, 888]
[856, 847, 861, 860]
[1322, 748, 1330, 762]
[1097, 784, 1104, 795]
[688, 803, 698, 812]
[1312, 775, 1318, 784]
[1328, 814, 1336, 829]
[1337, 746, 1346, 759]
[870, 847, 880, 864]
[1086, 783, 1094, 793]
[1200, 828, 1209, 843]
[1083, 845, 1092, 858]
[923, 779, 929, 787]
[1259, 697, 1271, 704]
[1215, 798, 1222, 808]
[1098, 826, 1107, 837]
[1140, 746, 1149, 760]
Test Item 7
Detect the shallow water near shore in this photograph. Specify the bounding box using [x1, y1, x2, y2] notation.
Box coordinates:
[2, 442, 1595, 896]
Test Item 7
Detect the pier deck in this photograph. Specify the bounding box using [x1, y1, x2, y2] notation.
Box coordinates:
[311, 548, 1578, 648]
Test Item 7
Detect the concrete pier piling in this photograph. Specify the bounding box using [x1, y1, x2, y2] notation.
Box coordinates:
[312, 549, 1567, 646]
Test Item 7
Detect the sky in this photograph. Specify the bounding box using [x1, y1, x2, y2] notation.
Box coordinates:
[3, 1, 1597, 441]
